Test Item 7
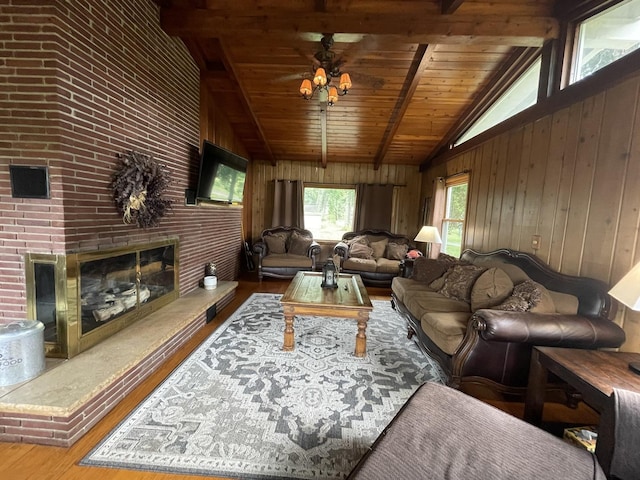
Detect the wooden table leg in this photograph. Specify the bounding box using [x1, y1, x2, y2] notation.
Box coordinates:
[524, 348, 548, 425]
[283, 312, 295, 352]
[354, 313, 368, 357]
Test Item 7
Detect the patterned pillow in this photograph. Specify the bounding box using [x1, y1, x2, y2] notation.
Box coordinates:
[386, 242, 409, 260]
[264, 234, 286, 254]
[349, 242, 374, 259]
[347, 235, 369, 246]
[512, 280, 543, 309]
[492, 296, 530, 312]
[411, 257, 449, 285]
[288, 231, 313, 256]
[438, 265, 487, 303]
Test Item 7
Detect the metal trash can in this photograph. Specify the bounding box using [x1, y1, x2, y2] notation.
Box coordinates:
[0, 320, 45, 387]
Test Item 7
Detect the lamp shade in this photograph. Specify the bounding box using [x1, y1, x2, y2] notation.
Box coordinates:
[609, 261, 640, 310]
[313, 68, 327, 86]
[328, 86, 338, 104]
[414, 226, 442, 244]
[339, 73, 352, 91]
[299, 79, 313, 96]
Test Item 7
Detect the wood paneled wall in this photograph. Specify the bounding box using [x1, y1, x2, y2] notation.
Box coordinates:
[425, 72, 640, 351]
[248, 161, 422, 243]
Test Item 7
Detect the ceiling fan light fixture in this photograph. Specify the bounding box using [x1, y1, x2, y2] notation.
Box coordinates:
[313, 68, 327, 86]
[328, 86, 338, 105]
[299, 79, 313, 97]
[339, 73, 352, 92]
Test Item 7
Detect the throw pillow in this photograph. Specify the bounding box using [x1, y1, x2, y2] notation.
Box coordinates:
[411, 257, 449, 285]
[470, 267, 514, 311]
[264, 234, 286, 254]
[528, 282, 556, 314]
[386, 242, 409, 260]
[512, 280, 543, 309]
[438, 252, 459, 264]
[370, 238, 389, 259]
[492, 295, 530, 312]
[438, 264, 487, 303]
[288, 231, 313, 256]
[349, 242, 374, 259]
[347, 234, 369, 246]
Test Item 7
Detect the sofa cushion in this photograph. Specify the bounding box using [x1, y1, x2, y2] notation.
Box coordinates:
[420, 311, 470, 355]
[471, 267, 514, 311]
[370, 238, 389, 259]
[549, 290, 579, 315]
[343, 257, 378, 272]
[349, 242, 374, 259]
[411, 257, 449, 285]
[405, 291, 470, 316]
[288, 230, 313, 256]
[386, 242, 409, 260]
[391, 277, 434, 303]
[261, 253, 312, 268]
[376, 258, 401, 274]
[264, 234, 287, 254]
[438, 264, 487, 303]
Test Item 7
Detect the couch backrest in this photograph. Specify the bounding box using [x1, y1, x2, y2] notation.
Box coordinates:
[460, 248, 614, 320]
[342, 229, 414, 248]
[261, 226, 315, 241]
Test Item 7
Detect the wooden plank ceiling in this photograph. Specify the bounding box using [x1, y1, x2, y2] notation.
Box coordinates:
[158, 0, 559, 168]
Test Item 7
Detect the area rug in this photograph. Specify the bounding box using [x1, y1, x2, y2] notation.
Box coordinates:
[81, 293, 445, 479]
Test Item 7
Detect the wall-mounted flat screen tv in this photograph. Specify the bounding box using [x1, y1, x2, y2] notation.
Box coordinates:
[195, 140, 248, 205]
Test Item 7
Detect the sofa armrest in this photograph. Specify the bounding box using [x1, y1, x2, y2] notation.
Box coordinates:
[307, 242, 321, 259]
[334, 241, 349, 259]
[253, 241, 267, 258]
[471, 310, 626, 349]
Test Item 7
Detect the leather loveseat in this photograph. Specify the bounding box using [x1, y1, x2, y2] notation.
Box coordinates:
[253, 226, 321, 280]
[333, 229, 416, 287]
[391, 248, 626, 398]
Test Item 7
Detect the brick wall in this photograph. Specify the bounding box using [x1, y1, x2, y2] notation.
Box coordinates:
[0, 0, 244, 320]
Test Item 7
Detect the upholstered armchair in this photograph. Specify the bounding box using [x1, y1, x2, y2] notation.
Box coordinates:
[253, 226, 321, 280]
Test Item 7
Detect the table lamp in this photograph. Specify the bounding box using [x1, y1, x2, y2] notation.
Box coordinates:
[608, 261, 640, 374]
[414, 226, 442, 259]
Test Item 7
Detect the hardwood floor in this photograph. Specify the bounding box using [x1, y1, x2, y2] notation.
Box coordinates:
[0, 276, 392, 480]
[0, 275, 596, 479]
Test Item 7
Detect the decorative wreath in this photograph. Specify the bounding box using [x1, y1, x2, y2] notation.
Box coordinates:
[111, 150, 172, 228]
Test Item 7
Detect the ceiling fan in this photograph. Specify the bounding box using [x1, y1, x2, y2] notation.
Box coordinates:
[298, 33, 352, 105]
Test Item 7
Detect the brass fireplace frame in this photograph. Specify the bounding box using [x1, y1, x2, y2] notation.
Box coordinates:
[25, 239, 179, 358]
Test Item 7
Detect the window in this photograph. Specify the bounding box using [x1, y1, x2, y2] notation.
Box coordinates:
[456, 58, 541, 145]
[571, 0, 640, 84]
[440, 176, 469, 258]
[303, 186, 356, 240]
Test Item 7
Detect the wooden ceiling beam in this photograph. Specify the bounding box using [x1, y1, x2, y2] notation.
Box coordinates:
[160, 9, 559, 46]
[320, 103, 328, 168]
[215, 39, 277, 165]
[441, 0, 465, 15]
[373, 44, 435, 170]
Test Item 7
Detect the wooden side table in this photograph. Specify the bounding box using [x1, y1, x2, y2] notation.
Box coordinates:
[524, 347, 640, 474]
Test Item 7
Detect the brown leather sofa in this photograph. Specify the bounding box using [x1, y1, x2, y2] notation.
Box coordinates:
[253, 226, 321, 280]
[333, 229, 416, 287]
[391, 248, 626, 399]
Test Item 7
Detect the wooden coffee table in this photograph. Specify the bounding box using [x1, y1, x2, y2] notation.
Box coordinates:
[280, 271, 373, 357]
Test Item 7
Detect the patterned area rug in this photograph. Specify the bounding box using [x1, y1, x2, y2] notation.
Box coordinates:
[81, 293, 444, 479]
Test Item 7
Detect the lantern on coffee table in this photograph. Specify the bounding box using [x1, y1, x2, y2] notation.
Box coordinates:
[321, 260, 339, 289]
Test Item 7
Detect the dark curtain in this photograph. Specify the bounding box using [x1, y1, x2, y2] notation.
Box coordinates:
[271, 179, 304, 227]
[355, 184, 393, 231]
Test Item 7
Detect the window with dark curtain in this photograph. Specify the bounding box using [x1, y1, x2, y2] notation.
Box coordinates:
[354, 184, 394, 231]
[271, 179, 304, 228]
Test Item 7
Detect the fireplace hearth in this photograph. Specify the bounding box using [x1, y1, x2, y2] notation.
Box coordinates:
[24, 239, 179, 358]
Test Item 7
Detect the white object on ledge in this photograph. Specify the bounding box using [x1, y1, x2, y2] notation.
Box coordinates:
[0, 320, 45, 387]
[204, 276, 218, 290]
